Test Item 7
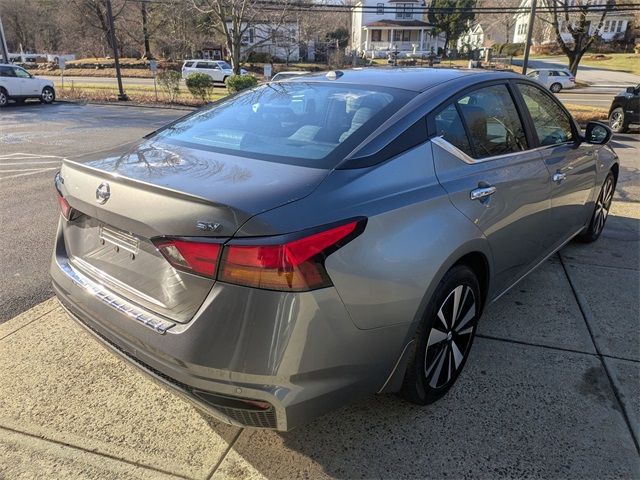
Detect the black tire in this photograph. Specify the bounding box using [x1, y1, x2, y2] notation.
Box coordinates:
[40, 86, 55, 104]
[550, 82, 562, 93]
[576, 172, 616, 243]
[609, 107, 628, 133]
[0, 88, 7, 107]
[401, 264, 482, 405]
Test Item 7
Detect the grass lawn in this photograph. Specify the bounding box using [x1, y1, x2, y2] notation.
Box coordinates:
[53, 81, 227, 106]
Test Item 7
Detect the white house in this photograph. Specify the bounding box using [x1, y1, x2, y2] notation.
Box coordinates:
[351, 0, 445, 58]
[456, 23, 507, 53]
[513, 0, 632, 44]
[227, 21, 301, 62]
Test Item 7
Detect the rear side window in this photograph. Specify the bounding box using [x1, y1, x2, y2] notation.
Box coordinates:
[183, 61, 194, 68]
[456, 84, 528, 158]
[0, 66, 15, 77]
[518, 83, 574, 146]
[434, 104, 474, 157]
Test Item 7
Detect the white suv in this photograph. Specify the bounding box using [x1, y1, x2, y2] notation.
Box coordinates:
[181, 60, 247, 84]
[0, 64, 56, 106]
[526, 68, 576, 93]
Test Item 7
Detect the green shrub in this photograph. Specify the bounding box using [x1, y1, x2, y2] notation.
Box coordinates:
[186, 72, 214, 101]
[247, 51, 272, 63]
[157, 70, 181, 103]
[225, 74, 258, 93]
[495, 42, 525, 56]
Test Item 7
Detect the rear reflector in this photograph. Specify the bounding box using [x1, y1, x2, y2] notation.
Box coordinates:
[219, 219, 364, 291]
[153, 239, 222, 278]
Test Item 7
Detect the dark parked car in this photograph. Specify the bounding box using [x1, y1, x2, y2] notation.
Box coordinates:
[608, 84, 639, 133]
[52, 68, 618, 431]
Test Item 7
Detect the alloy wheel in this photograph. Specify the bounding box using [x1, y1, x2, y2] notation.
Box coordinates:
[424, 284, 476, 389]
[609, 109, 624, 131]
[594, 175, 614, 236]
[550, 83, 562, 93]
[0, 91, 6, 107]
[42, 88, 54, 103]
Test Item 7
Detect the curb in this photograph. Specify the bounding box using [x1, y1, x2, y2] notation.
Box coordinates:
[55, 99, 197, 111]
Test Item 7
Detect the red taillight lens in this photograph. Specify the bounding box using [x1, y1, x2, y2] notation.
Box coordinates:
[56, 190, 73, 220]
[153, 239, 222, 278]
[219, 219, 364, 291]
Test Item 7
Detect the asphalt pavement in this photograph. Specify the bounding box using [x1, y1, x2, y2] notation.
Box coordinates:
[0, 102, 186, 322]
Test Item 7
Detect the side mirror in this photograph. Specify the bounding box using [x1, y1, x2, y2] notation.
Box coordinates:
[583, 121, 612, 145]
[626, 86, 635, 94]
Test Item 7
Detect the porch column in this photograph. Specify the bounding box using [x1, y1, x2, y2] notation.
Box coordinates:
[364, 28, 370, 51]
[389, 28, 395, 49]
[419, 29, 425, 51]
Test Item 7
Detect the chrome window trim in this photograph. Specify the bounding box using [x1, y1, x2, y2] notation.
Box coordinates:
[431, 136, 575, 165]
[56, 256, 176, 334]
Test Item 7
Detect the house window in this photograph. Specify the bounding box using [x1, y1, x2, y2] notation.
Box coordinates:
[371, 29, 382, 42]
[393, 30, 411, 42]
[242, 28, 255, 44]
[376, 3, 384, 14]
[395, 3, 413, 19]
[616, 20, 624, 33]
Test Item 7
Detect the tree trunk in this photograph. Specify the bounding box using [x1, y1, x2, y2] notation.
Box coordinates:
[141, 2, 153, 59]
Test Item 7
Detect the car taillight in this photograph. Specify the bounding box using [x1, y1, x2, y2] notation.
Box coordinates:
[218, 219, 365, 291]
[570, 77, 576, 82]
[54, 172, 74, 220]
[55, 190, 73, 220]
[153, 239, 222, 278]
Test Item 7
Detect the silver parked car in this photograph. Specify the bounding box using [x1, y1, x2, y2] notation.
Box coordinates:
[51, 69, 617, 431]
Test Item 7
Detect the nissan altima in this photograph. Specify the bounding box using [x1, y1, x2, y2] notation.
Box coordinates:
[51, 68, 618, 430]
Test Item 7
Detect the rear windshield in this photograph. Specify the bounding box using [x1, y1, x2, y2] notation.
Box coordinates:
[153, 82, 413, 167]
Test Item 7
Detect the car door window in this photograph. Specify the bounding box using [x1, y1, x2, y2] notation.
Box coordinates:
[0, 66, 16, 77]
[518, 83, 574, 146]
[456, 84, 528, 159]
[196, 62, 210, 69]
[13, 67, 31, 79]
[433, 104, 474, 157]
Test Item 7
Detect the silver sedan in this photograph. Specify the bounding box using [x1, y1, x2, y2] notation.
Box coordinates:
[51, 68, 617, 430]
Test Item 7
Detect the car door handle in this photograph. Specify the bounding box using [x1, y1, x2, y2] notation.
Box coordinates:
[470, 186, 497, 201]
[552, 172, 566, 183]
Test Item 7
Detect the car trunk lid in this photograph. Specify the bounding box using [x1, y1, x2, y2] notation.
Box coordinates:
[58, 140, 330, 323]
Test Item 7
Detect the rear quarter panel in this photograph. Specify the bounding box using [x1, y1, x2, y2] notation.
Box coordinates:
[237, 142, 493, 332]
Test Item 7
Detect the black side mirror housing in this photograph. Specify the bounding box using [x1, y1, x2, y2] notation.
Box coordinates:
[626, 86, 635, 94]
[583, 121, 612, 145]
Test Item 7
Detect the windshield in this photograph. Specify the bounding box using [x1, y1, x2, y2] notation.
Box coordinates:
[218, 61, 232, 69]
[153, 82, 412, 167]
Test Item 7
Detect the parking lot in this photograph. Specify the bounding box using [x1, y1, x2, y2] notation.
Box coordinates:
[0, 101, 638, 479]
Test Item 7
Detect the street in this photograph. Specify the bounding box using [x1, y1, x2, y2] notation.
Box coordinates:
[0, 100, 638, 479]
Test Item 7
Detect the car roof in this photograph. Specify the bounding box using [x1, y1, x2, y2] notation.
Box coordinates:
[285, 67, 521, 93]
[534, 68, 570, 71]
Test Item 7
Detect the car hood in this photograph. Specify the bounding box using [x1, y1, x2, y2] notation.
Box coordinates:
[61, 139, 331, 237]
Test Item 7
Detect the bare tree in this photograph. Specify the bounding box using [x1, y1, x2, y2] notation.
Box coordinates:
[191, 0, 294, 74]
[541, 0, 616, 75]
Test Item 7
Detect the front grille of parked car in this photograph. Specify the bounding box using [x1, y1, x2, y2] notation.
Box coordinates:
[71, 310, 277, 429]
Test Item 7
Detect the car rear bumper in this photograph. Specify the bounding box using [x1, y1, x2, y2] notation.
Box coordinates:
[50, 221, 410, 430]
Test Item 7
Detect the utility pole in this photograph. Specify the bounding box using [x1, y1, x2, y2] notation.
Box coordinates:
[521, 0, 537, 75]
[0, 15, 10, 64]
[105, 0, 128, 101]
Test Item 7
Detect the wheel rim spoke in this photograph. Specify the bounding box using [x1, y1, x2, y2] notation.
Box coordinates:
[451, 340, 464, 369]
[427, 328, 448, 347]
[428, 345, 448, 387]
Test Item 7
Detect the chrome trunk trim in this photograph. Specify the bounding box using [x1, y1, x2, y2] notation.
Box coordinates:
[56, 256, 176, 334]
